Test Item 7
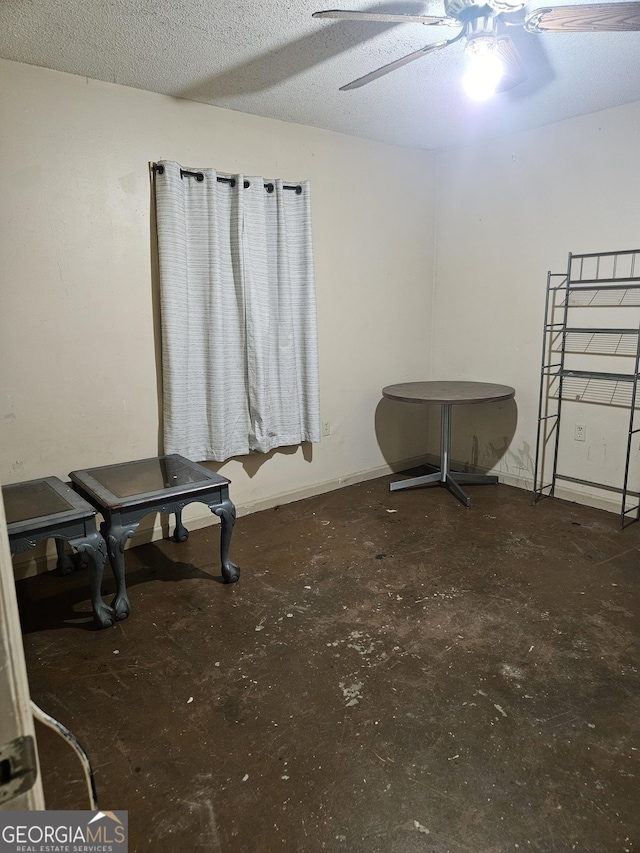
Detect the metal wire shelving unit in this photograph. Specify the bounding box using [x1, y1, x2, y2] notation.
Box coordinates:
[533, 249, 640, 528]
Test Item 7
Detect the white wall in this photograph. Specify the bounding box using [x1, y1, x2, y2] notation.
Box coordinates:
[433, 101, 640, 511]
[5, 57, 637, 578]
[0, 59, 437, 573]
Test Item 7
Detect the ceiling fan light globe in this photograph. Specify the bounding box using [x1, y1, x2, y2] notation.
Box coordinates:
[463, 51, 504, 100]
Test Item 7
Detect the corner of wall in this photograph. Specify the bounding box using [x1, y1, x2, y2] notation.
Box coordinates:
[428, 152, 441, 380]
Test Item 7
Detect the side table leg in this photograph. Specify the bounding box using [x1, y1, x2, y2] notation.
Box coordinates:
[101, 520, 138, 622]
[74, 532, 113, 629]
[55, 538, 75, 575]
[212, 499, 240, 584]
[173, 507, 189, 542]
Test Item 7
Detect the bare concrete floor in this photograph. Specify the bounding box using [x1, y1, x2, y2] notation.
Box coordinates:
[16, 476, 640, 852]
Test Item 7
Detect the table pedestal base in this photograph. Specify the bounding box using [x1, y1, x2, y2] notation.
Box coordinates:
[390, 468, 498, 507]
[389, 403, 498, 507]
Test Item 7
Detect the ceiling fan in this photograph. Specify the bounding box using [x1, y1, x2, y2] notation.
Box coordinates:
[312, 1, 640, 99]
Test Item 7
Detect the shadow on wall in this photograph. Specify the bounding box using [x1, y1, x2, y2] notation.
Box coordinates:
[375, 395, 519, 475]
[374, 396, 431, 468]
[201, 443, 313, 479]
[447, 399, 520, 475]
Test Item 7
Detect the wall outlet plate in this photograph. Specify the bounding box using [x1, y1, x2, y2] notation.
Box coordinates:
[574, 423, 586, 442]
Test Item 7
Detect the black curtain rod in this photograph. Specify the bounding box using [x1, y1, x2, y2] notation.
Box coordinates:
[152, 163, 302, 194]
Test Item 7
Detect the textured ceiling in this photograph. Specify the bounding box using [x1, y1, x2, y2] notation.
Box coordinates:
[0, 0, 639, 150]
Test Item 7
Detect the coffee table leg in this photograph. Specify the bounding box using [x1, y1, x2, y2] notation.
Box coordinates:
[211, 499, 240, 584]
[73, 532, 113, 629]
[173, 507, 189, 542]
[101, 520, 138, 622]
[55, 538, 75, 575]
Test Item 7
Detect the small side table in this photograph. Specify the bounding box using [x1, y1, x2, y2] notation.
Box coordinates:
[69, 455, 239, 625]
[3, 477, 110, 627]
[383, 380, 515, 507]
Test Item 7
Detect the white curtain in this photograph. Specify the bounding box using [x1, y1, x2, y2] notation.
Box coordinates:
[154, 160, 320, 462]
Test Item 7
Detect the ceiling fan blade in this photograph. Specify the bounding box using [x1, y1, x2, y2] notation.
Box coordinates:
[312, 9, 457, 26]
[495, 35, 528, 91]
[339, 29, 466, 90]
[524, 2, 640, 32]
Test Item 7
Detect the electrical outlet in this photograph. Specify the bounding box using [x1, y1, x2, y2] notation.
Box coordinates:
[574, 423, 586, 442]
[322, 421, 331, 437]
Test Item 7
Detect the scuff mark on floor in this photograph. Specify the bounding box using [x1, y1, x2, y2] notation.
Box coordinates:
[339, 681, 363, 707]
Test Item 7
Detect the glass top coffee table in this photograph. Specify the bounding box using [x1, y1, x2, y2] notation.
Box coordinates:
[69, 455, 239, 626]
[3, 476, 109, 627]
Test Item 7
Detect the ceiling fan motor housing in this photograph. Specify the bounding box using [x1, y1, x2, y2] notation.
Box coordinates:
[444, 0, 526, 20]
[486, 0, 528, 12]
[444, 0, 493, 20]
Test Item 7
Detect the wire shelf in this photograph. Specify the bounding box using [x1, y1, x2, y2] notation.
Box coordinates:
[564, 288, 640, 307]
[561, 330, 639, 356]
[553, 374, 638, 407]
